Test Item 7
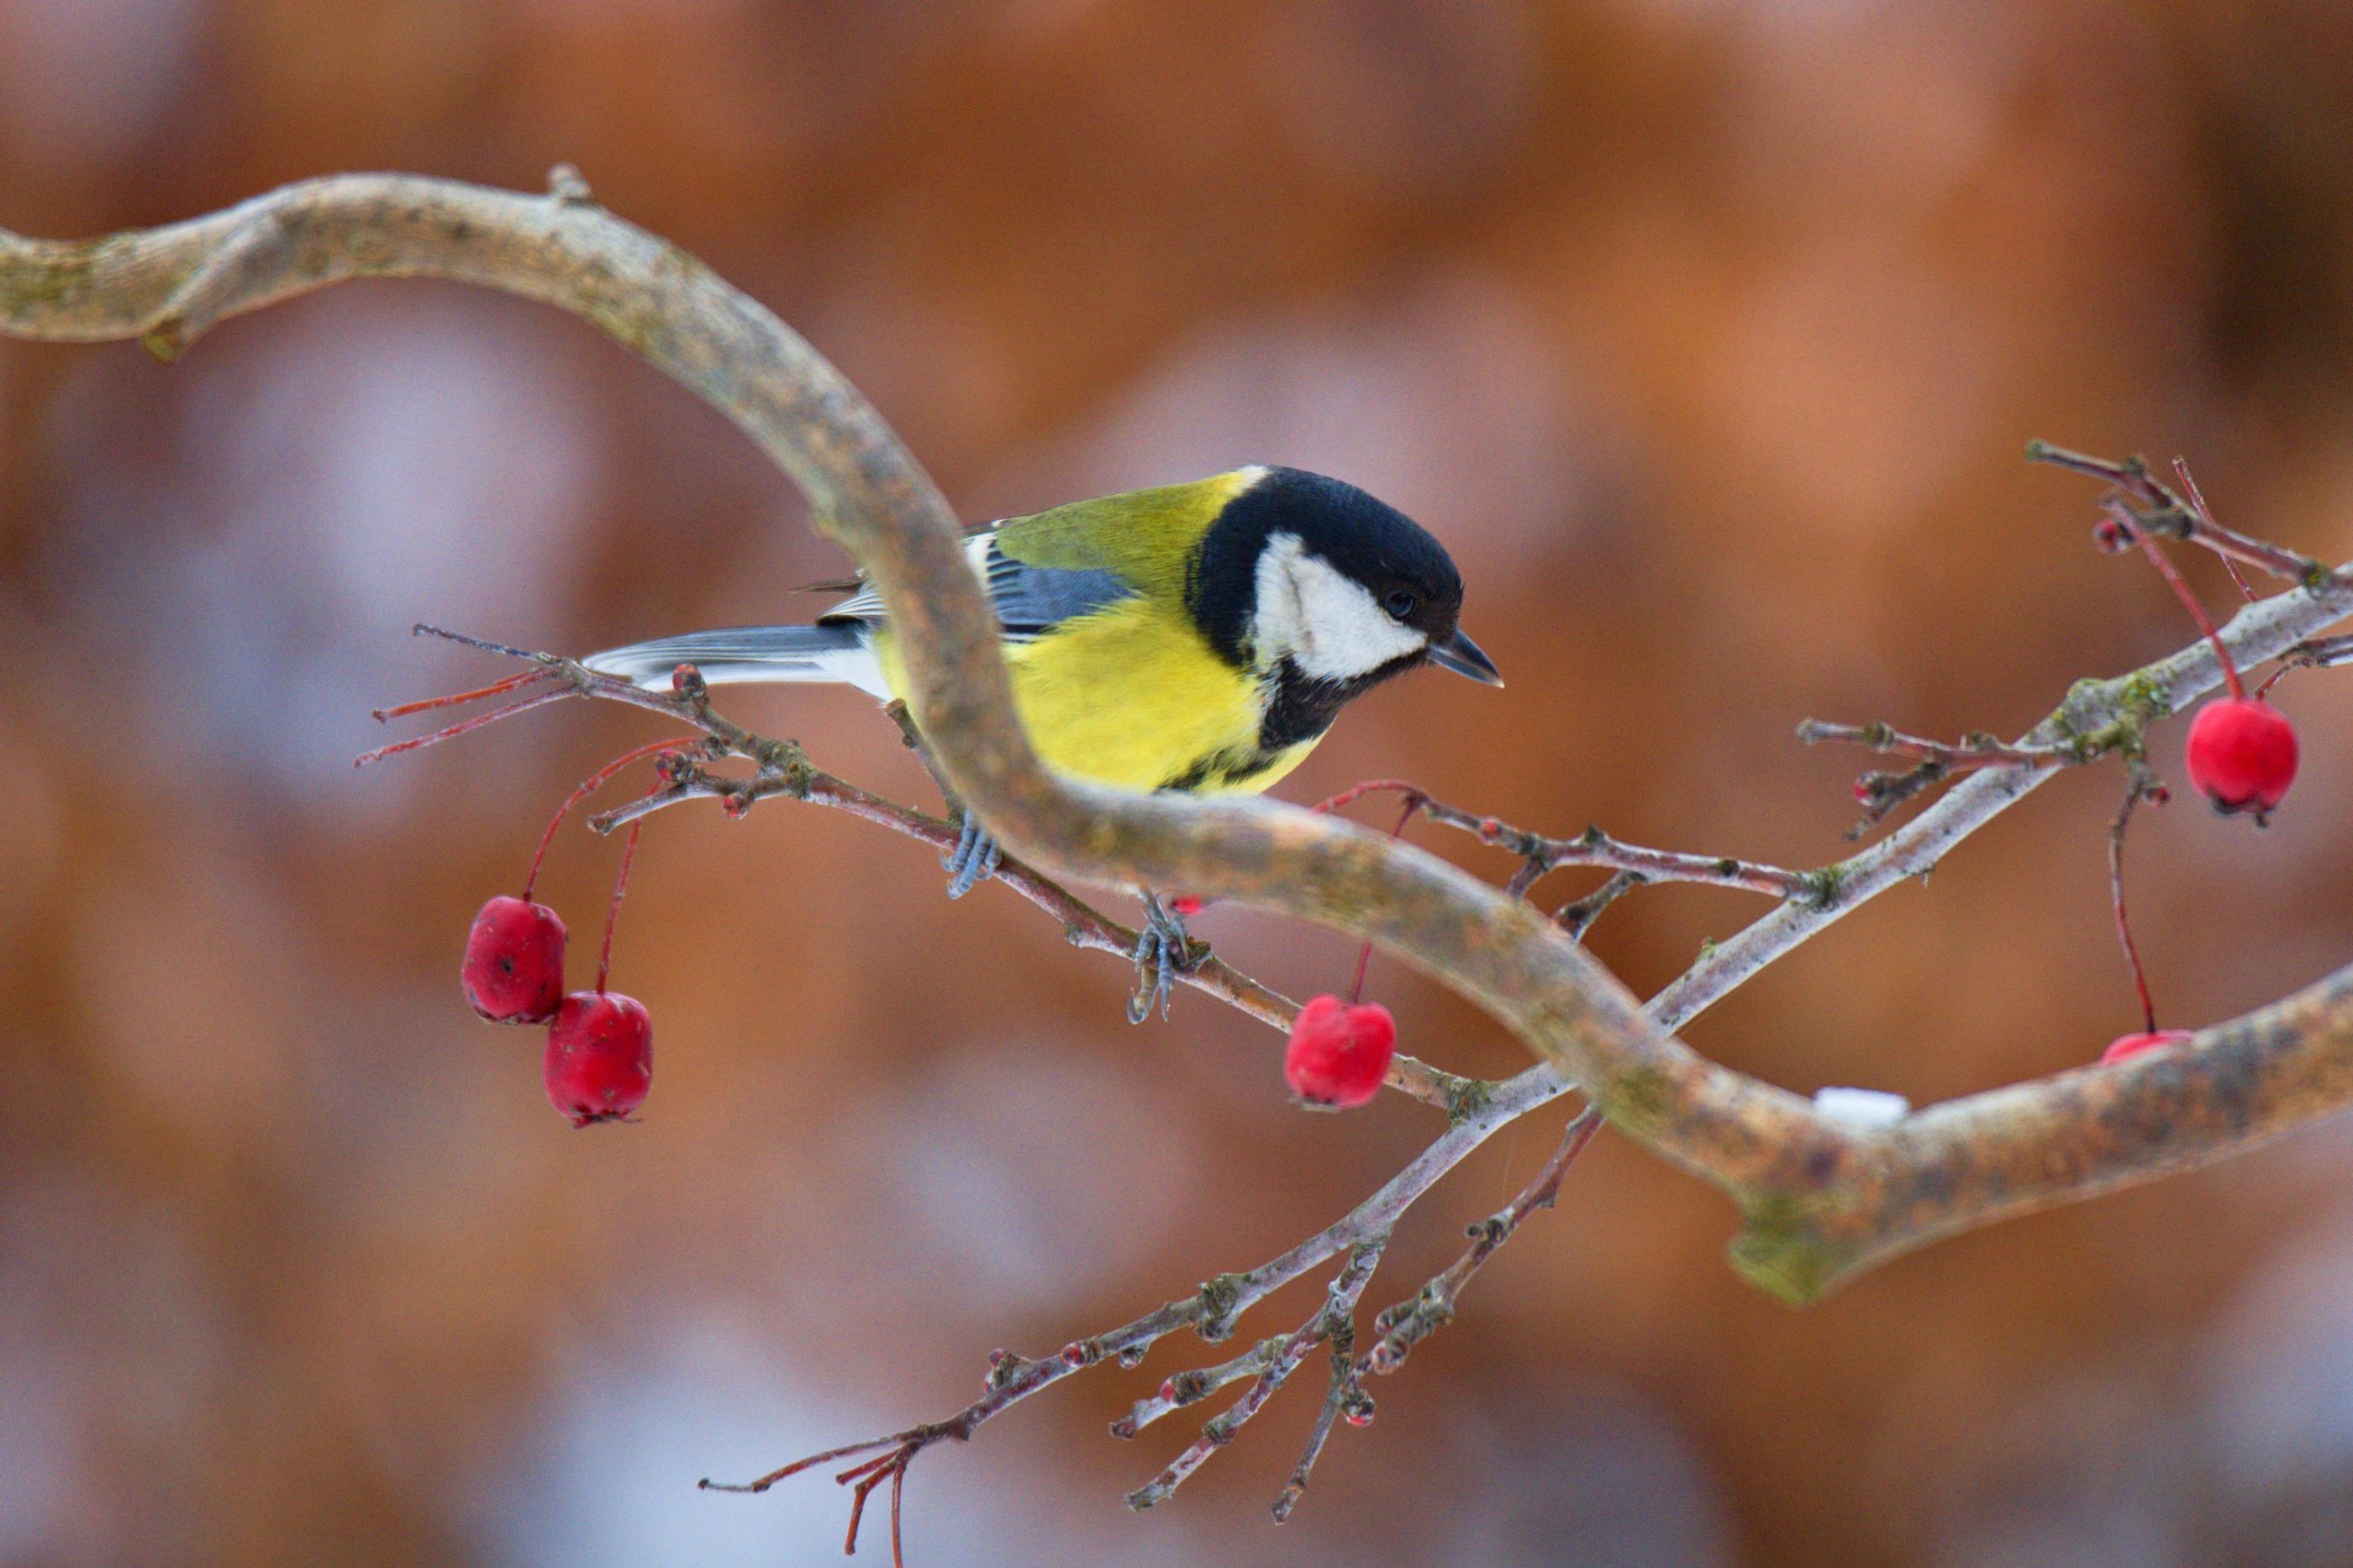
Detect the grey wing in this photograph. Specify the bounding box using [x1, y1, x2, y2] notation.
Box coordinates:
[821, 529, 1134, 641]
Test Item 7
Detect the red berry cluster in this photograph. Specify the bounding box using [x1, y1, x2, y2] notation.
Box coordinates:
[368, 669, 787, 1129]
[464, 891, 653, 1126]
[362, 660, 676, 1126]
[456, 737, 678, 1126]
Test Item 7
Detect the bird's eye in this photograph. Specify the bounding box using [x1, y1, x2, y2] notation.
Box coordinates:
[1382, 590, 1419, 620]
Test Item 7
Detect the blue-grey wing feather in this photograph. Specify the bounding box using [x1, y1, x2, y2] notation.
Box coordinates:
[822, 530, 1134, 641]
[982, 541, 1132, 639]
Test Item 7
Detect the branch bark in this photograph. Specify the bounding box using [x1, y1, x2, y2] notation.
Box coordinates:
[10, 172, 2353, 1302]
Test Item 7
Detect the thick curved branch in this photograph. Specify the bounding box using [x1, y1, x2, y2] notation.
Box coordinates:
[12, 173, 2353, 1302]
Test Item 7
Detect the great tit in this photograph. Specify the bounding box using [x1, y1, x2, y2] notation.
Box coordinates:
[586, 466, 1500, 1013]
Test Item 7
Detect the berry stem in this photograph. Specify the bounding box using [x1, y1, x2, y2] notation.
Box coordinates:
[523, 737, 696, 899]
[2103, 498, 2245, 701]
[597, 818, 643, 995]
[1346, 797, 1420, 1005]
[2108, 769, 2161, 1034]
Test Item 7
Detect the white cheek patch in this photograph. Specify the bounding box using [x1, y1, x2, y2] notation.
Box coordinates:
[1250, 533, 1428, 682]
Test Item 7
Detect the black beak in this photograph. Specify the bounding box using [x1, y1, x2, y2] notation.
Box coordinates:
[1428, 629, 1503, 687]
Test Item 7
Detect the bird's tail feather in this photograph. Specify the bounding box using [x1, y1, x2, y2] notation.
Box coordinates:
[582, 624, 890, 698]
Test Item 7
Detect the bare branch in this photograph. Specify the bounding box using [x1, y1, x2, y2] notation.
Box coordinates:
[1266, 1106, 1607, 1522]
[1409, 797, 1811, 900]
[1112, 1338, 1285, 1440]
[2027, 439, 2329, 586]
[1126, 1237, 1390, 1513]
[1556, 871, 1644, 940]
[705, 1065, 1571, 1521]
[1795, 721, 2087, 833]
[1358, 1108, 1604, 1381]
[1794, 719, 2077, 771]
[2258, 634, 2353, 697]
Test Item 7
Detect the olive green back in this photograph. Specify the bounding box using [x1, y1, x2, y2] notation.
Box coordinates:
[990, 469, 1259, 599]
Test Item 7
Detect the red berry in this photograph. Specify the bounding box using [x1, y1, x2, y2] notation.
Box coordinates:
[1167, 895, 1206, 918]
[2101, 1029, 2192, 1066]
[2185, 698, 2298, 817]
[1283, 995, 1396, 1109]
[461, 896, 567, 1023]
[544, 992, 652, 1126]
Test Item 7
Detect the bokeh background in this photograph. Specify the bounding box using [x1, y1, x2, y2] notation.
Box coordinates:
[6, 2, 2353, 1564]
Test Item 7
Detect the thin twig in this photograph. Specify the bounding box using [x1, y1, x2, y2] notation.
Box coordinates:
[2028, 441, 2328, 586]
[1556, 871, 1643, 940]
[1795, 718, 2079, 771]
[1110, 1338, 1286, 1439]
[1413, 798, 1811, 900]
[2256, 634, 2353, 698]
[350, 684, 576, 766]
[1125, 1238, 1390, 1513]
[1358, 1108, 1604, 1381]
[1796, 719, 2085, 834]
[371, 665, 549, 720]
[1266, 1108, 1607, 1520]
[445, 562, 2353, 1508]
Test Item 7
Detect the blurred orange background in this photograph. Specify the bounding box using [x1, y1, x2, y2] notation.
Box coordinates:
[6, 3, 2353, 1565]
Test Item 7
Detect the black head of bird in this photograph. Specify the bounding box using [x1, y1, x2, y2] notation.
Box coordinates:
[1191, 466, 1502, 698]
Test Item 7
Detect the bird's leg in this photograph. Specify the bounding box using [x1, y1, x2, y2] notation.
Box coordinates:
[1128, 892, 1204, 1023]
[942, 816, 1003, 899]
[885, 698, 1002, 899]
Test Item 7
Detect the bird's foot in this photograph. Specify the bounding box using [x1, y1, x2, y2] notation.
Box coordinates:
[942, 816, 1002, 899]
[1128, 892, 1206, 1023]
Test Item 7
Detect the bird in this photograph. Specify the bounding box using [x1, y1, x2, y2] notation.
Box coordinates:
[585, 465, 1501, 1018]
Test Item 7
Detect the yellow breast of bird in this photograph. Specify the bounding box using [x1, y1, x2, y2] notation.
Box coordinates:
[876, 600, 1318, 797]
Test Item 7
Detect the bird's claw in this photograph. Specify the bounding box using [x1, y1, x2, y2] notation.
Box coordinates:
[1128, 893, 1203, 1023]
[943, 817, 1001, 899]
